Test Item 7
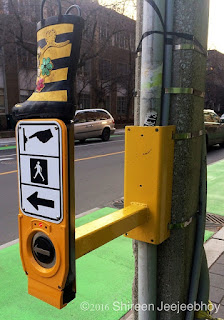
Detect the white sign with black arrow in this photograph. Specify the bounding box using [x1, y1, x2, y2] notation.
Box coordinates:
[17, 120, 64, 223]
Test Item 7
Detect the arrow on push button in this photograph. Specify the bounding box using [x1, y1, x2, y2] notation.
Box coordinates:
[33, 245, 51, 257]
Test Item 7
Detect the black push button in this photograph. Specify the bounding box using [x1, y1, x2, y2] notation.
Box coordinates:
[32, 232, 56, 268]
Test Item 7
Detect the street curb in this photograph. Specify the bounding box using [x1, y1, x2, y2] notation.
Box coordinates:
[76, 207, 101, 218]
[0, 239, 19, 251]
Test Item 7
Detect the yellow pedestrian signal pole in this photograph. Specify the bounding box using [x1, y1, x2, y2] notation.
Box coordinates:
[16, 119, 76, 309]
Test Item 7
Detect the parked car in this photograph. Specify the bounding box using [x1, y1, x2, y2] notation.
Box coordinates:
[74, 109, 115, 142]
[204, 109, 224, 148]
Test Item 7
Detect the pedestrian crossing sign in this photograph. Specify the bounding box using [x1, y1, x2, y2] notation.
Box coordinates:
[16, 119, 64, 223]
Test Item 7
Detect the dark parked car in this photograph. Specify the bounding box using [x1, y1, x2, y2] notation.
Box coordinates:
[204, 109, 224, 148]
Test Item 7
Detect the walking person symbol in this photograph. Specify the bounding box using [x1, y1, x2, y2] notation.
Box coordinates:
[33, 161, 45, 182]
[30, 158, 48, 185]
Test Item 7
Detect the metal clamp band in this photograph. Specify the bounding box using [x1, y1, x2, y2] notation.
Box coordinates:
[165, 87, 205, 98]
[173, 130, 204, 141]
[174, 44, 207, 56]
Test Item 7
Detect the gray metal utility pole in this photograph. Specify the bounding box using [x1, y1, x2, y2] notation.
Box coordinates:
[133, 0, 210, 319]
[133, 0, 142, 314]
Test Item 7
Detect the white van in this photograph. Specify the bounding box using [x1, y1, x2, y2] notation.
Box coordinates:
[74, 109, 115, 142]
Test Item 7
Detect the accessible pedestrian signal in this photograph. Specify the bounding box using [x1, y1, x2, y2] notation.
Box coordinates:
[16, 119, 76, 309]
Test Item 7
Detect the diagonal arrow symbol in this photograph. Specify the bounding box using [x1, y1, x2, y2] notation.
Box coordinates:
[27, 192, 54, 210]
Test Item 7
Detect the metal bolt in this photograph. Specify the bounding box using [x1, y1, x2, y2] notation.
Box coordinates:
[19, 126, 21, 129]
[55, 126, 58, 130]
[22, 208, 25, 211]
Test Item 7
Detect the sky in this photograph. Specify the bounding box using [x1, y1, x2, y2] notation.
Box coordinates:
[100, 0, 224, 53]
[208, 0, 224, 53]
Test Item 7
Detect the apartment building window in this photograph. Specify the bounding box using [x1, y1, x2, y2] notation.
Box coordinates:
[77, 61, 91, 77]
[130, 34, 135, 52]
[17, 46, 36, 69]
[99, 25, 109, 41]
[117, 63, 128, 75]
[117, 96, 127, 115]
[105, 95, 111, 112]
[99, 60, 111, 80]
[79, 94, 91, 109]
[0, 89, 5, 114]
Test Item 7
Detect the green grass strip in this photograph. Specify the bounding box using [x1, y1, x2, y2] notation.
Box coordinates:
[0, 145, 16, 151]
[0, 207, 134, 320]
[207, 159, 224, 216]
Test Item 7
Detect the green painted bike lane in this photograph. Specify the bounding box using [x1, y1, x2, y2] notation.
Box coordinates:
[0, 159, 223, 319]
[0, 145, 16, 151]
[207, 159, 224, 216]
[0, 208, 134, 320]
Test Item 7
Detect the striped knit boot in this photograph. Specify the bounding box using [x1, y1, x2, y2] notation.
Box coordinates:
[12, 0, 84, 121]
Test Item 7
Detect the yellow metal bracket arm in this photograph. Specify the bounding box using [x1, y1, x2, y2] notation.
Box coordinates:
[75, 203, 149, 259]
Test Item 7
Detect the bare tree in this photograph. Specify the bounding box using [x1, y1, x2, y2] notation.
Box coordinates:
[205, 50, 224, 112]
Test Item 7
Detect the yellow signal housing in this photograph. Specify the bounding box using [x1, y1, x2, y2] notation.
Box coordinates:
[124, 126, 175, 244]
[16, 119, 75, 309]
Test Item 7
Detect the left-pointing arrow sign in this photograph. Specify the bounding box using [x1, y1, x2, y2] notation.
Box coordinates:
[27, 191, 55, 210]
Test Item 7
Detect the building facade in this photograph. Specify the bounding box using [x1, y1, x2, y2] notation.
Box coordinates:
[205, 50, 224, 115]
[0, 0, 135, 130]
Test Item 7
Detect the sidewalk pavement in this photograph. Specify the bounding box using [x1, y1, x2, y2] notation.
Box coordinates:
[206, 228, 224, 317]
